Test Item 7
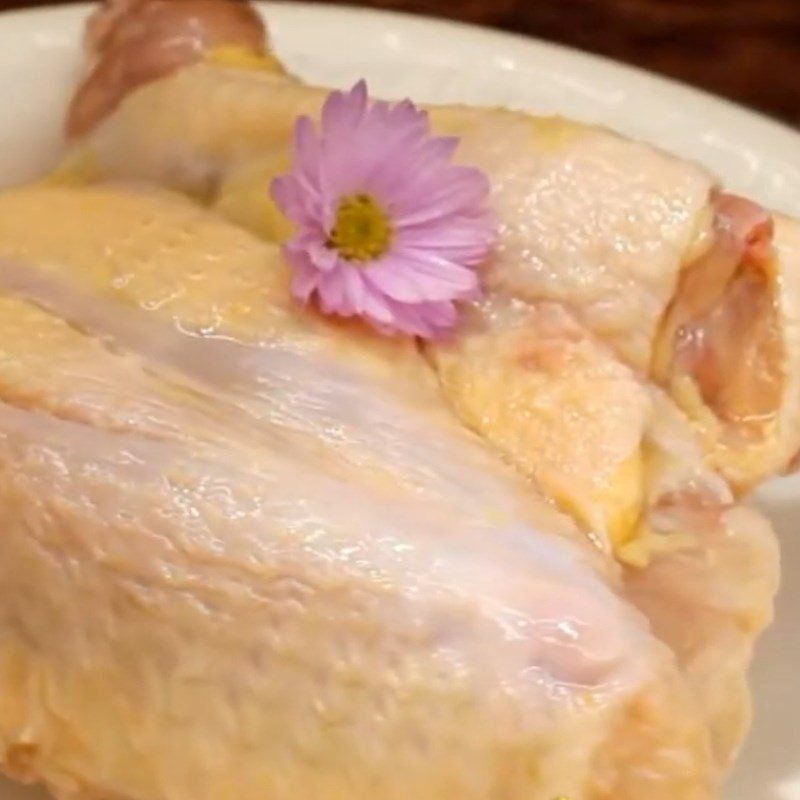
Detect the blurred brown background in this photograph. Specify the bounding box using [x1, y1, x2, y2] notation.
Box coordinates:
[2, 0, 799, 125]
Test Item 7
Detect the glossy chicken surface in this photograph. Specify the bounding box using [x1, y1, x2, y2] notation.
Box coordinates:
[0, 2, 791, 799]
[65, 22, 800, 493]
[0, 183, 769, 800]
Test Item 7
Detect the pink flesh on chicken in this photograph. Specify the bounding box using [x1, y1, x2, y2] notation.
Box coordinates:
[655, 193, 782, 455]
[67, 0, 266, 138]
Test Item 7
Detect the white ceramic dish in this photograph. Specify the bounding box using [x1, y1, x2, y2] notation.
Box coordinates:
[0, 3, 797, 799]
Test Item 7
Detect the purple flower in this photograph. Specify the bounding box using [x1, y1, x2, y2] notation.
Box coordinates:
[270, 80, 494, 339]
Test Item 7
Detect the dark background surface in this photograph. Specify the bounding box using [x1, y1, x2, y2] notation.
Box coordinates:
[2, 0, 799, 126]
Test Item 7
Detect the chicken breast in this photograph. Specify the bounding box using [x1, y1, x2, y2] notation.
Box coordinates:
[61, 4, 800, 492]
[0, 183, 733, 800]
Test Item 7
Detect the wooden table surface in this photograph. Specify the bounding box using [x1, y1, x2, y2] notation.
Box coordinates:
[2, 0, 799, 126]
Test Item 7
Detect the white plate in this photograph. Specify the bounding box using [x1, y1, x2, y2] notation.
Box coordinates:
[0, 3, 797, 799]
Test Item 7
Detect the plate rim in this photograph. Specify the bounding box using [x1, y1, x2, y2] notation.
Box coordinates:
[272, 1, 800, 140]
[2, 0, 799, 150]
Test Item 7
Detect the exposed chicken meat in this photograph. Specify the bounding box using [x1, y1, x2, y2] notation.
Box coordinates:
[654, 194, 800, 490]
[715, 191, 775, 263]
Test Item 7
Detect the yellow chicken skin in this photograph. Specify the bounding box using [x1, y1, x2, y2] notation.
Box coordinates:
[59, 7, 800, 494]
[429, 297, 649, 554]
[428, 294, 780, 768]
[0, 3, 781, 797]
[0, 182, 748, 800]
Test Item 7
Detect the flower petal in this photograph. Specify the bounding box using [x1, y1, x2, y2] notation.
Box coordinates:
[381, 298, 458, 338]
[360, 282, 397, 326]
[341, 266, 367, 315]
[364, 264, 423, 303]
[418, 300, 458, 332]
[392, 167, 491, 226]
[363, 137, 459, 202]
[290, 261, 321, 304]
[321, 81, 369, 149]
[270, 174, 321, 229]
[270, 82, 494, 339]
[317, 268, 350, 315]
[323, 127, 426, 199]
[385, 252, 480, 300]
[383, 299, 428, 337]
[395, 213, 494, 245]
[307, 241, 339, 273]
[396, 218, 494, 266]
[362, 254, 475, 304]
[379, 97, 428, 133]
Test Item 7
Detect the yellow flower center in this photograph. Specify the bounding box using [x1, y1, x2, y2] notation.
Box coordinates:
[328, 193, 392, 262]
